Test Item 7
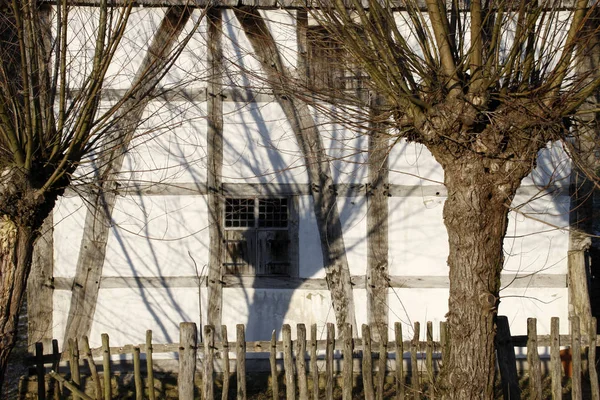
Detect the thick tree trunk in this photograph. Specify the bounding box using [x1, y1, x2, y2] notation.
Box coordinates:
[437, 160, 522, 399]
[0, 220, 35, 393]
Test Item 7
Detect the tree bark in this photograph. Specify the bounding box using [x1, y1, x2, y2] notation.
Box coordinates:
[0, 219, 35, 394]
[437, 157, 521, 399]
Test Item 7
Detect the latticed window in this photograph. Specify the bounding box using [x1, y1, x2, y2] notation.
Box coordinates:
[223, 198, 295, 276]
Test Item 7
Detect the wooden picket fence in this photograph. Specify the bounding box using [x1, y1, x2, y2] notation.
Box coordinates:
[27, 316, 600, 400]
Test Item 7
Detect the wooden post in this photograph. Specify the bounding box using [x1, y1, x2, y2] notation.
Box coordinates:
[426, 322, 434, 399]
[395, 322, 404, 400]
[236, 324, 247, 400]
[69, 338, 81, 400]
[35, 342, 46, 400]
[51, 339, 60, 400]
[133, 347, 143, 400]
[571, 316, 582, 400]
[410, 322, 420, 399]
[362, 324, 375, 400]
[496, 316, 520, 400]
[376, 325, 388, 400]
[206, 7, 225, 335]
[325, 323, 335, 400]
[146, 330, 155, 400]
[270, 330, 279, 400]
[310, 324, 319, 400]
[178, 322, 198, 400]
[297, 324, 308, 400]
[527, 318, 542, 400]
[342, 323, 353, 400]
[439, 321, 449, 365]
[204, 325, 215, 400]
[222, 325, 230, 400]
[589, 318, 599, 400]
[283, 324, 296, 400]
[550, 317, 562, 400]
[102, 333, 111, 400]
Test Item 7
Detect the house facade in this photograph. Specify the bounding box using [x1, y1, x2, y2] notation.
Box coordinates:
[27, 3, 581, 352]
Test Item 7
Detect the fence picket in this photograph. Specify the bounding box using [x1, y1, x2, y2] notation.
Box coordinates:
[550, 317, 562, 400]
[35, 342, 45, 400]
[68, 338, 81, 400]
[426, 322, 434, 399]
[395, 322, 404, 400]
[410, 322, 420, 400]
[236, 324, 247, 400]
[102, 333, 111, 400]
[527, 318, 542, 400]
[133, 347, 142, 400]
[496, 316, 520, 400]
[310, 324, 319, 400]
[342, 323, 353, 400]
[178, 322, 197, 400]
[376, 325, 387, 400]
[571, 316, 582, 400]
[325, 323, 334, 400]
[297, 324, 308, 400]
[362, 324, 375, 400]
[146, 330, 155, 400]
[222, 325, 230, 400]
[283, 324, 296, 400]
[204, 325, 215, 400]
[270, 330, 279, 400]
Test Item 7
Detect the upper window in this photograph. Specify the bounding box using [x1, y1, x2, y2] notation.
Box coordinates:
[223, 198, 296, 277]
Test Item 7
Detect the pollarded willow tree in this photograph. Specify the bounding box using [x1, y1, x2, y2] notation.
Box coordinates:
[0, 1, 201, 389]
[308, 0, 600, 398]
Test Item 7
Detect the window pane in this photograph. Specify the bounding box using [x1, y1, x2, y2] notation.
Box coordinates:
[225, 198, 255, 228]
[258, 198, 288, 228]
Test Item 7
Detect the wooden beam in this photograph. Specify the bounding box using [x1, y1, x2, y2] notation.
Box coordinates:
[52, 273, 567, 290]
[366, 95, 389, 336]
[206, 8, 225, 335]
[27, 213, 54, 352]
[62, 7, 193, 344]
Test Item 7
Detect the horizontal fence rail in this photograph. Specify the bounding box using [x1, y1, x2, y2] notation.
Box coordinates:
[25, 316, 600, 400]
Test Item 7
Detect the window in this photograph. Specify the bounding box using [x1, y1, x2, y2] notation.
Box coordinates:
[223, 198, 297, 276]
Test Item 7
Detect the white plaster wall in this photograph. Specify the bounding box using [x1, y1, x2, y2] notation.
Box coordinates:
[222, 288, 336, 341]
[88, 287, 200, 348]
[499, 288, 569, 335]
[119, 100, 208, 185]
[103, 195, 209, 277]
[53, 196, 86, 278]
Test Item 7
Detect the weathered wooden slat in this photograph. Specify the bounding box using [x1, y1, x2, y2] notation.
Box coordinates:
[310, 324, 319, 400]
[527, 319, 542, 400]
[571, 316, 582, 400]
[376, 325, 388, 400]
[236, 324, 247, 400]
[362, 324, 375, 400]
[325, 323, 335, 400]
[222, 326, 230, 400]
[395, 322, 404, 400]
[342, 324, 353, 400]
[146, 330, 156, 400]
[178, 323, 197, 400]
[550, 317, 562, 400]
[426, 322, 434, 399]
[133, 347, 143, 400]
[204, 325, 215, 400]
[270, 330, 279, 400]
[282, 324, 296, 400]
[296, 324, 308, 400]
[48, 372, 94, 400]
[68, 338, 81, 400]
[35, 343, 45, 400]
[410, 322, 420, 400]
[102, 334, 111, 400]
[53, 273, 568, 291]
